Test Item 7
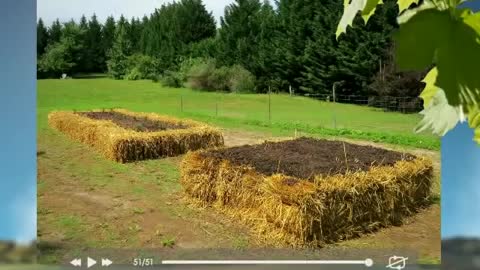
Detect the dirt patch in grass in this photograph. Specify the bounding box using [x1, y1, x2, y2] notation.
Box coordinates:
[78, 111, 188, 132]
[203, 137, 415, 180]
[336, 204, 441, 260]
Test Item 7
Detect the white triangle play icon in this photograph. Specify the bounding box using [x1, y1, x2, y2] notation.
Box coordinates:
[87, 257, 97, 268]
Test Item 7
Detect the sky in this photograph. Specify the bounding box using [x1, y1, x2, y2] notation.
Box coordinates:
[442, 123, 480, 238]
[37, 0, 235, 26]
[0, 0, 37, 244]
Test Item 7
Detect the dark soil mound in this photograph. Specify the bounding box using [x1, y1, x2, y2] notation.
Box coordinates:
[79, 111, 188, 132]
[203, 137, 415, 180]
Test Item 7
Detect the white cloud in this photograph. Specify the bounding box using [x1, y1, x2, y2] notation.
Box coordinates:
[8, 185, 36, 244]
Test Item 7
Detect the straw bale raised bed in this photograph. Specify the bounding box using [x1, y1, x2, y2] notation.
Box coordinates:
[48, 109, 224, 162]
[181, 137, 433, 247]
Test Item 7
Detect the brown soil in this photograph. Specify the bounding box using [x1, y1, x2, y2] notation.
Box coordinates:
[204, 137, 415, 180]
[78, 111, 188, 132]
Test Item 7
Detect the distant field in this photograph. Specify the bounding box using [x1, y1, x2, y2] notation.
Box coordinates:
[37, 79, 439, 150]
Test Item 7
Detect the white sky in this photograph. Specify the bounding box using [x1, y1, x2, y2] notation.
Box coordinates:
[7, 185, 36, 244]
[37, 0, 234, 26]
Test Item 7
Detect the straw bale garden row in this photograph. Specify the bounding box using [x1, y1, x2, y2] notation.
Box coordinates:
[48, 109, 434, 247]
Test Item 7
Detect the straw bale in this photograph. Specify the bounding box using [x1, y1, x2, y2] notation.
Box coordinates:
[180, 145, 433, 247]
[48, 109, 224, 162]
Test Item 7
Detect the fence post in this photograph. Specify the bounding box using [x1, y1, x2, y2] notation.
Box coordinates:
[215, 99, 218, 117]
[268, 86, 272, 125]
[332, 83, 337, 129]
[180, 95, 183, 113]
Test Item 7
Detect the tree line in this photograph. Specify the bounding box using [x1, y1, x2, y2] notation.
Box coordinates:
[37, 0, 426, 97]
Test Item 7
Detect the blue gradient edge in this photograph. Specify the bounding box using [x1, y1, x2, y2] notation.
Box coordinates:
[0, 0, 37, 242]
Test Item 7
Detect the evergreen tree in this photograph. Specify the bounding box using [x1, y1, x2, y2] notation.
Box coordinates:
[79, 15, 88, 30]
[218, 0, 280, 91]
[78, 15, 89, 72]
[101, 16, 116, 72]
[37, 18, 49, 58]
[176, 0, 216, 44]
[141, 0, 216, 72]
[48, 19, 63, 44]
[85, 14, 104, 72]
[218, 0, 262, 72]
[273, 0, 398, 95]
[274, 0, 313, 91]
[62, 20, 86, 74]
[254, 1, 281, 90]
[36, 1, 411, 98]
[107, 22, 132, 79]
[141, 4, 178, 69]
[117, 15, 129, 34]
[127, 17, 142, 52]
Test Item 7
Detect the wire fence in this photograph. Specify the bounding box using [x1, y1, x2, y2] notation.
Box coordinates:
[304, 93, 424, 114]
[174, 91, 424, 136]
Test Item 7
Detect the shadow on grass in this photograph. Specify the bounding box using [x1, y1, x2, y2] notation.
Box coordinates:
[71, 73, 108, 79]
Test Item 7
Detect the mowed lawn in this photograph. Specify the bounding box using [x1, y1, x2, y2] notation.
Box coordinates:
[37, 78, 441, 264]
[38, 79, 439, 150]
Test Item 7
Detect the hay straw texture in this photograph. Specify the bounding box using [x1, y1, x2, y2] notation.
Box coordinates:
[181, 146, 433, 247]
[48, 109, 224, 163]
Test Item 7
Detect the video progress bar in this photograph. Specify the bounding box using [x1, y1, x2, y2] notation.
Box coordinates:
[162, 259, 374, 266]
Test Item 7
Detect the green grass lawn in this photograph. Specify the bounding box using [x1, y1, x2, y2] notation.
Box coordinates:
[37, 78, 439, 150]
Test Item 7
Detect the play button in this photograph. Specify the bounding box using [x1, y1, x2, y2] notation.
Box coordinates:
[87, 257, 97, 268]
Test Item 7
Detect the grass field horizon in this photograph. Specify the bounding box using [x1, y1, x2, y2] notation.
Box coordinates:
[38, 78, 439, 150]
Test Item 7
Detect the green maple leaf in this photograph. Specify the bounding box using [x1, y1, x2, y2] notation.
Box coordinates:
[362, 0, 384, 22]
[397, 0, 420, 13]
[467, 105, 480, 144]
[395, 9, 480, 107]
[336, 0, 382, 38]
[420, 67, 438, 108]
[397, 0, 436, 24]
[415, 89, 462, 136]
[436, 11, 480, 106]
[394, 9, 450, 70]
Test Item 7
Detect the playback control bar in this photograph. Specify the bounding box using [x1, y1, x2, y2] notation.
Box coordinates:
[162, 259, 375, 267]
[70, 257, 113, 268]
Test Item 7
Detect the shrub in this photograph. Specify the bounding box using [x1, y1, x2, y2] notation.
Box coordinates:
[124, 54, 160, 80]
[124, 67, 143, 81]
[188, 37, 219, 59]
[209, 66, 231, 91]
[164, 57, 256, 92]
[38, 39, 78, 78]
[228, 65, 255, 93]
[177, 57, 205, 82]
[161, 70, 183, 88]
[186, 58, 217, 91]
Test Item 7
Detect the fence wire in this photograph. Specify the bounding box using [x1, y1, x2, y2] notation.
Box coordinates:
[176, 92, 424, 136]
[304, 93, 424, 114]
